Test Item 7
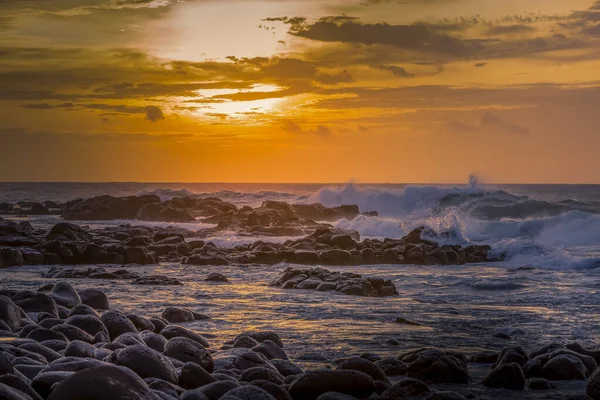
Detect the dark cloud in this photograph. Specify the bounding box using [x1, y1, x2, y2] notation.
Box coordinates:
[475, 62, 487, 67]
[283, 18, 479, 57]
[145, 105, 164, 122]
[373, 64, 414, 77]
[282, 121, 331, 137]
[485, 24, 536, 35]
[481, 112, 528, 134]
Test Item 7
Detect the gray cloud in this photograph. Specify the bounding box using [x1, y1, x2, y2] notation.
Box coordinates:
[481, 112, 528, 134]
[282, 121, 331, 137]
[145, 105, 164, 122]
[372, 64, 414, 77]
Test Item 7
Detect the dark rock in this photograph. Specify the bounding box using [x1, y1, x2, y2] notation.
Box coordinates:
[160, 325, 209, 348]
[27, 328, 69, 343]
[100, 310, 138, 340]
[132, 276, 182, 286]
[31, 370, 74, 398]
[588, 366, 600, 399]
[401, 348, 469, 384]
[78, 289, 109, 310]
[123, 247, 155, 265]
[375, 358, 408, 376]
[162, 307, 195, 323]
[205, 273, 229, 283]
[543, 354, 587, 380]
[50, 282, 81, 308]
[0, 295, 22, 332]
[252, 340, 288, 360]
[18, 342, 62, 362]
[528, 378, 556, 390]
[46, 364, 162, 400]
[179, 362, 217, 389]
[164, 337, 214, 372]
[180, 380, 240, 400]
[379, 378, 430, 400]
[127, 314, 155, 332]
[235, 332, 283, 348]
[65, 340, 96, 358]
[288, 370, 374, 400]
[0, 382, 33, 400]
[271, 359, 303, 377]
[482, 362, 525, 390]
[65, 314, 109, 337]
[111, 344, 179, 383]
[141, 331, 168, 352]
[0, 374, 43, 400]
[240, 367, 285, 385]
[68, 304, 99, 318]
[233, 336, 260, 349]
[52, 323, 95, 343]
[12, 292, 58, 316]
[137, 203, 196, 223]
[336, 357, 388, 382]
[220, 386, 277, 400]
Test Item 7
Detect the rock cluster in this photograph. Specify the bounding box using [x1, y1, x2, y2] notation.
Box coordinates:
[2, 216, 497, 269]
[269, 267, 398, 297]
[1, 283, 599, 400]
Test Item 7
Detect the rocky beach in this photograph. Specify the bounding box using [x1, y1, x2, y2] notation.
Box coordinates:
[1, 184, 600, 399]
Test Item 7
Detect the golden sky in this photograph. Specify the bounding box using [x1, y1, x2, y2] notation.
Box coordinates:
[1, 0, 600, 183]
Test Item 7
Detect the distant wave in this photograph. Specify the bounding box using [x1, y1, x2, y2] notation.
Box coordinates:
[138, 188, 299, 205]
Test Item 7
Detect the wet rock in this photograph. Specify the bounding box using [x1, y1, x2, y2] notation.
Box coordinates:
[46, 364, 162, 400]
[220, 385, 278, 400]
[12, 292, 58, 316]
[252, 340, 288, 360]
[375, 358, 408, 376]
[123, 247, 155, 265]
[0, 295, 22, 332]
[162, 307, 195, 323]
[588, 366, 600, 399]
[140, 331, 167, 353]
[543, 354, 587, 380]
[205, 273, 229, 283]
[271, 359, 303, 377]
[65, 340, 96, 358]
[316, 394, 357, 400]
[379, 378, 430, 400]
[114, 332, 145, 347]
[401, 348, 469, 384]
[78, 288, 109, 310]
[271, 267, 397, 298]
[288, 370, 375, 400]
[100, 310, 138, 340]
[336, 357, 388, 382]
[0, 382, 33, 400]
[65, 314, 108, 337]
[127, 314, 155, 332]
[132, 276, 183, 285]
[52, 323, 95, 343]
[482, 362, 525, 390]
[494, 346, 528, 368]
[240, 367, 285, 385]
[184, 254, 229, 266]
[160, 325, 210, 348]
[137, 203, 196, 223]
[180, 380, 241, 400]
[18, 342, 62, 362]
[0, 374, 43, 400]
[236, 332, 284, 348]
[528, 378, 556, 390]
[111, 344, 179, 383]
[394, 317, 421, 326]
[164, 337, 214, 371]
[179, 362, 217, 389]
[250, 381, 292, 400]
[31, 370, 74, 398]
[233, 336, 260, 349]
[50, 282, 81, 308]
[68, 304, 99, 318]
[27, 328, 69, 343]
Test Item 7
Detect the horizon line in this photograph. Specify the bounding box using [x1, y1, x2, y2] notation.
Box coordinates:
[1, 181, 599, 185]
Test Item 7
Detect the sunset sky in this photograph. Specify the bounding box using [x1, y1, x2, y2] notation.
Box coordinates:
[1, 0, 600, 183]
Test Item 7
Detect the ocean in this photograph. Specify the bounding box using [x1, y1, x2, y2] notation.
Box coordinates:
[2, 181, 600, 271]
[1, 181, 600, 398]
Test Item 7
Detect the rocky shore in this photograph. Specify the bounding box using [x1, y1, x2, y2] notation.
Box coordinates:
[1, 284, 599, 400]
[1, 195, 497, 269]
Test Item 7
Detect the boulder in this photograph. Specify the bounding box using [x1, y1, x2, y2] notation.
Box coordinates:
[402, 349, 469, 384]
[50, 282, 81, 308]
[179, 362, 217, 390]
[46, 364, 162, 400]
[160, 325, 210, 348]
[162, 307, 195, 323]
[164, 337, 214, 372]
[0, 295, 22, 332]
[336, 357, 388, 382]
[111, 344, 179, 383]
[288, 370, 374, 400]
[100, 310, 138, 340]
[482, 362, 525, 390]
[78, 289, 109, 310]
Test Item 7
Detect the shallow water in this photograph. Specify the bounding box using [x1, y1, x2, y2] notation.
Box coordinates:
[3, 262, 599, 358]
